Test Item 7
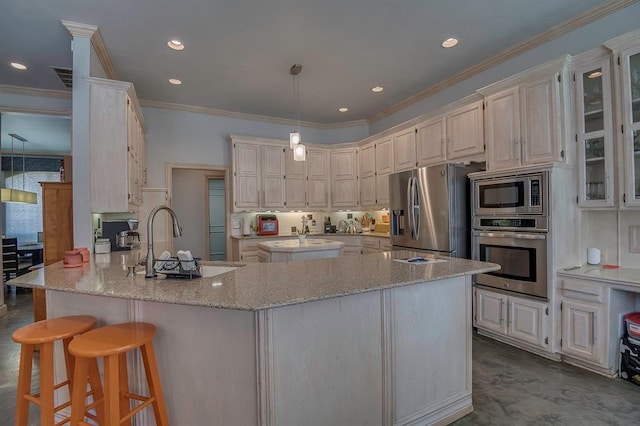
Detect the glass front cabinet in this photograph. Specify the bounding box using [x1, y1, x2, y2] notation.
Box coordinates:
[574, 57, 614, 207]
[619, 45, 640, 206]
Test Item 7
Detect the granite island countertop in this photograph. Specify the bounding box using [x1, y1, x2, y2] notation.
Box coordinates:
[9, 250, 499, 311]
[257, 238, 345, 252]
[231, 231, 390, 239]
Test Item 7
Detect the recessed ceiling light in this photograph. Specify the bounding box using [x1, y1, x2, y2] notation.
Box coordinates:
[371, 86, 384, 93]
[338, 107, 349, 113]
[10, 62, 27, 70]
[441, 38, 459, 48]
[588, 71, 603, 79]
[169, 78, 182, 85]
[167, 39, 184, 51]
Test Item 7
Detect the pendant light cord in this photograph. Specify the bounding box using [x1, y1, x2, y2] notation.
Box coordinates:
[10, 135, 15, 190]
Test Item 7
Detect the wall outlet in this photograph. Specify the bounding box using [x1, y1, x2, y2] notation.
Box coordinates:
[630, 225, 640, 253]
[232, 221, 241, 229]
[347, 213, 353, 219]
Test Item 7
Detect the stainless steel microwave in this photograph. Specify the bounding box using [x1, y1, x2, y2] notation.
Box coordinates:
[473, 172, 547, 216]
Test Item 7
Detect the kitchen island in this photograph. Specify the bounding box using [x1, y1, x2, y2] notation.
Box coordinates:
[257, 238, 344, 262]
[10, 251, 498, 425]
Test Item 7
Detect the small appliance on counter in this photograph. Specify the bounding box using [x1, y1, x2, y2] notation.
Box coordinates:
[102, 219, 140, 251]
[256, 214, 279, 236]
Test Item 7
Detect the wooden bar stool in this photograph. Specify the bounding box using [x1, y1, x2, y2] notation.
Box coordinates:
[68, 322, 169, 426]
[12, 315, 104, 426]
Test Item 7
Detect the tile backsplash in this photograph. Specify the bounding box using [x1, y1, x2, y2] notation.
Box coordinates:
[231, 210, 389, 236]
[583, 210, 640, 267]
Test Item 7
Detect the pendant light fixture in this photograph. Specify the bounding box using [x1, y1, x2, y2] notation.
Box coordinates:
[1, 133, 37, 204]
[289, 64, 305, 161]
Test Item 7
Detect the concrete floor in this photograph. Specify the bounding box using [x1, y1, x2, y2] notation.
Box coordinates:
[1, 290, 639, 425]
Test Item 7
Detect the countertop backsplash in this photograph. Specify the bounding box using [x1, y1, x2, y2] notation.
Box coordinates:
[231, 210, 389, 237]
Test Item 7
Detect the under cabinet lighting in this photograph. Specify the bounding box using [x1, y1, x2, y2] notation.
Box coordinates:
[588, 71, 603, 79]
[10, 62, 27, 70]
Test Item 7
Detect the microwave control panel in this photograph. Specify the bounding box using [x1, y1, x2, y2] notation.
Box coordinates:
[530, 179, 541, 207]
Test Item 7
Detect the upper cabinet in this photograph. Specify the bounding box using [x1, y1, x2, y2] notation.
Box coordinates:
[87, 77, 145, 213]
[572, 54, 615, 208]
[620, 46, 640, 206]
[232, 141, 261, 210]
[393, 128, 416, 172]
[261, 145, 286, 209]
[416, 115, 446, 166]
[446, 100, 485, 160]
[306, 149, 329, 209]
[359, 136, 393, 208]
[480, 56, 570, 171]
[331, 148, 359, 208]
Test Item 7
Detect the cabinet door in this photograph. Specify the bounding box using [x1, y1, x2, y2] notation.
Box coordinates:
[285, 149, 306, 208]
[416, 116, 446, 166]
[331, 149, 359, 207]
[575, 59, 615, 207]
[376, 174, 390, 207]
[393, 128, 416, 172]
[520, 77, 560, 165]
[359, 143, 376, 207]
[234, 143, 260, 209]
[475, 289, 508, 335]
[375, 136, 394, 175]
[261, 145, 285, 208]
[485, 88, 521, 170]
[447, 100, 485, 160]
[619, 46, 640, 206]
[307, 149, 329, 208]
[508, 297, 547, 347]
[561, 299, 601, 363]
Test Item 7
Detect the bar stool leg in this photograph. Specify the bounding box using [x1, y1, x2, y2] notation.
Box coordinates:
[40, 342, 55, 426]
[62, 337, 75, 396]
[88, 359, 105, 422]
[140, 342, 169, 426]
[70, 357, 89, 426]
[118, 352, 132, 426]
[15, 343, 34, 426]
[103, 354, 121, 425]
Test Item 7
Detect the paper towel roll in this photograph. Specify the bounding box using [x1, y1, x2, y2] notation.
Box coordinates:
[587, 247, 601, 265]
[242, 218, 252, 236]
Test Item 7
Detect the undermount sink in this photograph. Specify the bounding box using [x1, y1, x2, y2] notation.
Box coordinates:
[200, 265, 238, 277]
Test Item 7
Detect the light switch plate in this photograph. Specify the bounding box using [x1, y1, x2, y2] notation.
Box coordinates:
[630, 225, 640, 253]
[232, 221, 241, 229]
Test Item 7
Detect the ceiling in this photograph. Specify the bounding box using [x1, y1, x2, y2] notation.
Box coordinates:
[0, 0, 619, 126]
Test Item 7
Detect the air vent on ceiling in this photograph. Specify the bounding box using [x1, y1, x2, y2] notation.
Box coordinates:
[51, 66, 73, 88]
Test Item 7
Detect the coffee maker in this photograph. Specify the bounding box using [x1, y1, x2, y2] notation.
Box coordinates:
[102, 219, 140, 251]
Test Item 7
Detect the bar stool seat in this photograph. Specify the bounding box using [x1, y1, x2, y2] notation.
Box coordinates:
[68, 322, 169, 426]
[12, 315, 103, 426]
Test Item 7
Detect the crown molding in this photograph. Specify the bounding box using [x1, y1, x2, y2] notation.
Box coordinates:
[0, 105, 71, 117]
[0, 84, 71, 100]
[61, 20, 118, 80]
[368, 0, 640, 124]
[140, 99, 368, 130]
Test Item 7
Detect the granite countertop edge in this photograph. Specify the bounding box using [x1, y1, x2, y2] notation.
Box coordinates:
[9, 251, 499, 311]
[557, 265, 640, 288]
[231, 232, 390, 239]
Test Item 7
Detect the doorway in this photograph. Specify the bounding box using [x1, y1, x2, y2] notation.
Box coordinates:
[167, 164, 229, 260]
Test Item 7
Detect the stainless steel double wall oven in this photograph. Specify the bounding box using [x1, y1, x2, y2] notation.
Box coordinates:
[471, 170, 550, 299]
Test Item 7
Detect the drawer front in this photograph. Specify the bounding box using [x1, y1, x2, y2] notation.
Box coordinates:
[379, 239, 392, 250]
[240, 240, 260, 251]
[362, 237, 380, 249]
[560, 278, 604, 303]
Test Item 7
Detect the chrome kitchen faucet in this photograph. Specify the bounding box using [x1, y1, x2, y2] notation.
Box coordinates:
[145, 205, 183, 278]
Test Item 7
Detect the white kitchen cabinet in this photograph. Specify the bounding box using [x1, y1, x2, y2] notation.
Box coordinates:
[573, 56, 615, 207]
[416, 115, 446, 166]
[393, 128, 416, 172]
[232, 142, 261, 210]
[475, 287, 549, 350]
[87, 77, 146, 213]
[561, 299, 602, 363]
[375, 136, 393, 207]
[359, 143, 376, 207]
[446, 100, 485, 160]
[482, 57, 569, 171]
[331, 148, 359, 208]
[318, 235, 363, 255]
[306, 149, 329, 208]
[261, 145, 285, 209]
[285, 148, 307, 209]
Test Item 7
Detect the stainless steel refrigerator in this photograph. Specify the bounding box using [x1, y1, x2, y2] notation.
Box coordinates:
[389, 163, 478, 258]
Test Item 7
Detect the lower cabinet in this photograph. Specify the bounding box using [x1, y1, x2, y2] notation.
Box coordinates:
[560, 298, 602, 364]
[475, 287, 549, 349]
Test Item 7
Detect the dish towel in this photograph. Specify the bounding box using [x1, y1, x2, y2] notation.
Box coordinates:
[177, 250, 196, 271]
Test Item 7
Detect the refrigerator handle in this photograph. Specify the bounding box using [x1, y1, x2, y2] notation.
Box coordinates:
[413, 177, 420, 240]
[406, 177, 413, 239]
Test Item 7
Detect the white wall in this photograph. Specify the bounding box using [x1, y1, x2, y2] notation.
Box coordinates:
[171, 168, 209, 259]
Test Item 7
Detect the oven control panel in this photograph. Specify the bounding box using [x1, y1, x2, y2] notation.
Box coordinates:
[473, 216, 548, 232]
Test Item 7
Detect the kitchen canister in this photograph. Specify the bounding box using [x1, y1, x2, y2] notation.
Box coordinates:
[94, 238, 111, 254]
[587, 247, 601, 265]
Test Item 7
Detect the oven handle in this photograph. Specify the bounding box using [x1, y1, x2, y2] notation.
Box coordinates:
[474, 231, 546, 240]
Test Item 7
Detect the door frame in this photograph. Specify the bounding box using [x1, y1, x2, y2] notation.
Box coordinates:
[165, 163, 231, 261]
[204, 173, 227, 261]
